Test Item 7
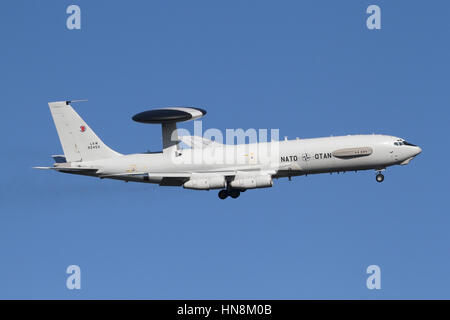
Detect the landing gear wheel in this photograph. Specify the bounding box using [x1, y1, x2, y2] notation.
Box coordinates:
[218, 190, 228, 199]
[376, 173, 384, 183]
[229, 189, 240, 199]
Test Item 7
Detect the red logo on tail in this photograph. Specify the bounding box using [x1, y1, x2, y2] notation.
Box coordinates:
[80, 125, 86, 132]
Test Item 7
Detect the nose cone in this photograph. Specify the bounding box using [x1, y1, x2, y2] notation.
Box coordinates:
[413, 146, 422, 157]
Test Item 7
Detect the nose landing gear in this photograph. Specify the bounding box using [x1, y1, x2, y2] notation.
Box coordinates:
[375, 172, 384, 183]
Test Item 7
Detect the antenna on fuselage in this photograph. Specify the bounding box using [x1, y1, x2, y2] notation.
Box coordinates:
[132, 107, 207, 157]
[65, 99, 88, 105]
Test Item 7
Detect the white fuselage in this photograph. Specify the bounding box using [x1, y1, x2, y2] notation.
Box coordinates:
[66, 134, 421, 185]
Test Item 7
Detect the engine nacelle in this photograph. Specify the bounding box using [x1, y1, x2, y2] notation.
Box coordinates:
[183, 176, 226, 190]
[230, 174, 273, 189]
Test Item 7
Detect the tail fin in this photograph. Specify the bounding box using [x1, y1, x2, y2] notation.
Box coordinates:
[48, 101, 121, 162]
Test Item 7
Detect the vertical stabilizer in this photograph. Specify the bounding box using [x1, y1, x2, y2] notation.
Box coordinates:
[48, 101, 121, 162]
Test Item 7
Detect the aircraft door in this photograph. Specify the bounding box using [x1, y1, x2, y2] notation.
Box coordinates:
[390, 143, 399, 162]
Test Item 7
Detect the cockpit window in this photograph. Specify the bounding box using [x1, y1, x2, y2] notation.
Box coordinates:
[395, 140, 417, 147]
[403, 141, 417, 146]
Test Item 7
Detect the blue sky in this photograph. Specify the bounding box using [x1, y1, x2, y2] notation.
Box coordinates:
[0, 0, 449, 299]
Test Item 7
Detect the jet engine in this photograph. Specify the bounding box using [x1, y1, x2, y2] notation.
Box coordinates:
[183, 175, 226, 190]
[230, 174, 273, 189]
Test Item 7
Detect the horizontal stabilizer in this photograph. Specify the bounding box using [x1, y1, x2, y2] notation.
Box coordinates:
[33, 166, 98, 173]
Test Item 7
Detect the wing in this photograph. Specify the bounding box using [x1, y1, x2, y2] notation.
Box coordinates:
[99, 167, 275, 181]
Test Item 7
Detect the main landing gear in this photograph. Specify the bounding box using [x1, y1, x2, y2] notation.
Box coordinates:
[218, 189, 241, 199]
[375, 172, 385, 183]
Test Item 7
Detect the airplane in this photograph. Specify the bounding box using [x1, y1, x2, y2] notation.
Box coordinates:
[35, 100, 422, 199]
